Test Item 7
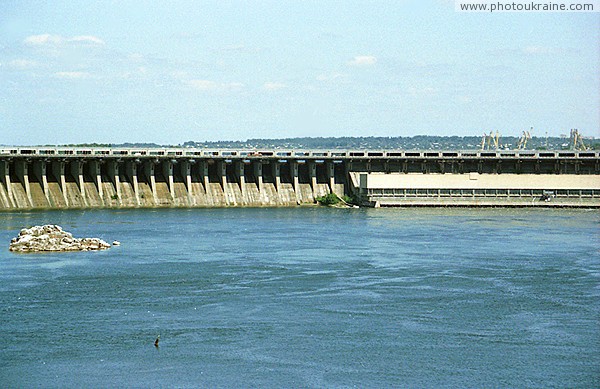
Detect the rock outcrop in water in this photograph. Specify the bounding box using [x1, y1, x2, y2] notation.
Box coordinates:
[9, 225, 110, 253]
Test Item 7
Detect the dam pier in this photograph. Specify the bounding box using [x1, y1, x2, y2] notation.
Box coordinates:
[0, 147, 599, 209]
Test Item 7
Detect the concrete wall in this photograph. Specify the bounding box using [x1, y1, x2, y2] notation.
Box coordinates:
[352, 172, 600, 207]
[0, 158, 343, 210]
[359, 172, 600, 190]
[1, 152, 598, 209]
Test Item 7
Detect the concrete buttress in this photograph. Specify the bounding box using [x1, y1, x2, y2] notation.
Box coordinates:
[163, 160, 175, 199]
[144, 161, 158, 203]
[88, 160, 104, 204]
[15, 159, 32, 206]
[107, 160, 121, 202]
[70, 160, 87, 206]
[51, 161, 69, 206]
[125, 161, 140, 205]
[32, 160, 50, 204]
[0, 160, 15, 207]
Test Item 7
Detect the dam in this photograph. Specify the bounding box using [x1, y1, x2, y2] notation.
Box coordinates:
[0, 146, 599, 209]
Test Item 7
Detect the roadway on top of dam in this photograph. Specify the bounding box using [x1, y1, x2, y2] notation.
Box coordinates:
[1, 147, 599, 160]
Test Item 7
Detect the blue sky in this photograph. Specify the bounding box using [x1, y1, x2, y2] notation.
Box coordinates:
[0, 0, 598, 145]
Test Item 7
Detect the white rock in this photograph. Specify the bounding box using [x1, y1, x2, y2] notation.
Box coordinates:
[9, 225, 111, 253]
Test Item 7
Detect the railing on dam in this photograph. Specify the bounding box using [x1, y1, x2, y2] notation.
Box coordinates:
[366, 188, 600, 198]
[1, 147, 599, 160]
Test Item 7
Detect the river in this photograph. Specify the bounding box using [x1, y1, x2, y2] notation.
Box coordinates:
[1, 208, 598, 387]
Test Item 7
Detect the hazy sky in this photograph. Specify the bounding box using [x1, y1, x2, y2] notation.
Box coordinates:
[0, 0, 598, 145]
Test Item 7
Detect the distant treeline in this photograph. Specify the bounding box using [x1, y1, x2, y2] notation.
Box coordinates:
[180, 136, 599, 150]
[55, 135, 598, 150]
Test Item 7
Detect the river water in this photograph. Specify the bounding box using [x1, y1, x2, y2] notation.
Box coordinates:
[0, 208, 598, 388]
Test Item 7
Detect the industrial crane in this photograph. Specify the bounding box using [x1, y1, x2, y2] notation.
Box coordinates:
[517, 127, 532, 150]
[570, 129, 589, 150]
[481, 131, 501, 150]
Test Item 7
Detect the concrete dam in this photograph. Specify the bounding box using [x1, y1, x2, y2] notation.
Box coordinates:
[0, 147, 599, 210]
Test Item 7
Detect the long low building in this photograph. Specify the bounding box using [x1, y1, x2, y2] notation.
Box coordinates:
[352, 172, 600, 207]
[0, 147, 598, 209]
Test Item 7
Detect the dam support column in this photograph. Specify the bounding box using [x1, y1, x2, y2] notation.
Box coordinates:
[126, 161, 140, 205]
[70, 160, 87, 206]
[0, 160, 15, 207]
[88, 160, 104, 204]
[327, 161, 335, 194]
[107, 160, 121, 202]
[144, 161, 158, 203]
[272, 161, 281, 192]
[218, 160, 227, 193]
[309, 161, 317, 198]
[438, 160, 446, 174]
[15, 159, 32, 206]
[253, 161, 263, 193]
[344, 161, 351, 194]
[51, 161, 69, 206]
[32, 160, 50, 204]
[200, 160, 209, 194]
[290, 160, 300, 203]
[162, 160, 175, 199]
[235, 160, 245, 196]
[180, 160, 193, 198]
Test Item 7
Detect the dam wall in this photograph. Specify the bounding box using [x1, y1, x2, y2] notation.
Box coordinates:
[0, 148, 344, 210]
[0, 147, 599, 209]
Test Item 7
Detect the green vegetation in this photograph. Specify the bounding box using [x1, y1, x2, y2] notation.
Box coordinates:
[316, 193, 341, 206]
[43, 135, 597, 151]
[316, 193, 360, 206]
[180, 135, 595, 151]
[342, 195, 359, 205]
